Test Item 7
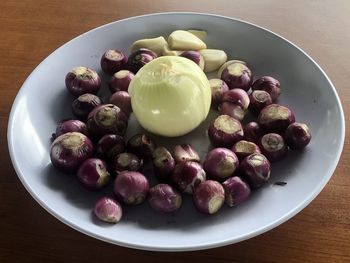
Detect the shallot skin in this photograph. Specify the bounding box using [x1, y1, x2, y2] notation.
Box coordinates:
[284, 122, 312, 150]
[222, 176, 251, 207]
[65, 67, 101, 97]
[171, 161, 206, 194]
[148, 184, 182, 213]
[193, 180, 225, 214]
[50, 132, 94, 173]
[203, 148, 239, 181]
[94, 197, 122, 223]
[77, 158, 110, 190]
[240, 153, 271, 189]
[113, 171, 150, 205]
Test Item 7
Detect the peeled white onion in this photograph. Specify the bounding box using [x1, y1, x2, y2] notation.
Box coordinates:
[129, 56, 211, 137]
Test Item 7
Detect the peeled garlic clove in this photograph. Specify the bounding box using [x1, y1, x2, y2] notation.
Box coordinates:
[168, 30, 207, 51]
[131, 36, 167, 56]
[217, 60, 247, 78]
[199, 49, 227, 73]
[187, 29, 207, 41]
[162, 44, 183, 56]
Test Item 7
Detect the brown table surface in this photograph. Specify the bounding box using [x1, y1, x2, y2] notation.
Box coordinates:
[1, 0, 350, 262]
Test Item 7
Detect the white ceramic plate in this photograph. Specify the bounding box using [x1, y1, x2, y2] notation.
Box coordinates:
[8, 13, 345, 251]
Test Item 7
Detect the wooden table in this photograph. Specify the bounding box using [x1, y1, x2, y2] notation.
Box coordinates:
[1, 0, 349, 262]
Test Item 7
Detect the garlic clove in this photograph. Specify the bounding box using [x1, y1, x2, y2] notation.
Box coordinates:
[199, 49, 227, 73]
[131, 36, 167, 56]
[168, 30, 207, 51]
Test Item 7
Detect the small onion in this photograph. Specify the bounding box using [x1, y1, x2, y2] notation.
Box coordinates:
[109, 91, 132, 117]
[203, 148, 239, 181]
[244, 122, 264, 144]
[218, 102, 246, 122]
[231, 140, 261, 161]
[173, 144, 200, 164]
[249, 90, 273, 115]
[193, 180, 225, 214]
[50, 132, 94, 173]
[54, 119, 88, 139]
[108, 70, 135, 93]
[252, 76, 281, 101]
[94, 197, 122, 223]
[127, 133, 156, 159]
[240, 153, 271, 189]
[180, 51, 205, 70]
[222, 89, 250, 110]
[222, 176, 251, 207]
[259, 133, 288, 162]
[209, 78, 229, 107]
[65, 67, 101, 97]
[77, 158, 110, 190]
[152, 146, 175, 182]
[72, 93, 102, 121]
[208, 115, 244, 148]
[217, 60, 247, 79]
[87, 104, 128, 138]
[112, 152, 143, 174]
[284, 122, 312, 150]
[220, 61, 252, 91]
[96, 134, 125, 161]
[113, 171, 149, 205]
[258, 104, 295, 133]
[148, 184, 182, 213]
[171, 161, 206, 194]
[100, 49, 127, 75]
[127, 48, 157, 73]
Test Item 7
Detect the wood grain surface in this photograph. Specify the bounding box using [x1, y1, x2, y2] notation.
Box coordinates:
[1, 0, 349, 262]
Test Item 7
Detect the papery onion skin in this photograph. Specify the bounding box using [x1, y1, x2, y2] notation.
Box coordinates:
[129, 56, 211, 137]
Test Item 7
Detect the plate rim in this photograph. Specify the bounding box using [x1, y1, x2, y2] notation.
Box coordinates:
[7, 11, 346, 251]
